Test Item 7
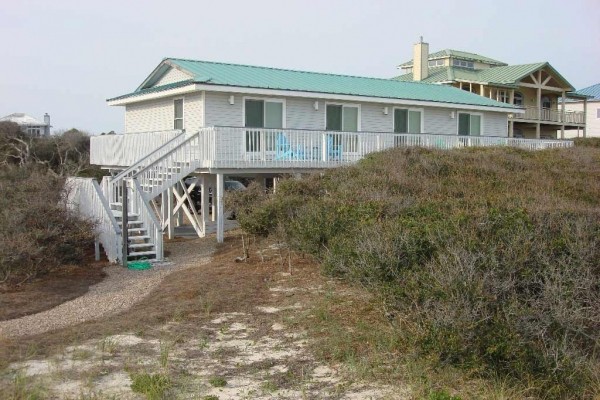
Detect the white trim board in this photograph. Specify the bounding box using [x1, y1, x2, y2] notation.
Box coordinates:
[108, 83, 522, 114]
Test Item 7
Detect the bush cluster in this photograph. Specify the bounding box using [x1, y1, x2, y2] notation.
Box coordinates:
[0, 165, 95, 284]
[231, 145, 600, 397]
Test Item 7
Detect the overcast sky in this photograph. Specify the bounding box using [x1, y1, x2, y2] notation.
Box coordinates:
[1, 0, 598, 134]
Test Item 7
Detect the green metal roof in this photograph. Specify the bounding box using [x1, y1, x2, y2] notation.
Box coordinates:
[394, 62, 575, 91]
[399, 49, 507, 67]
[108, 58, 516, 110]
[574, 83, 600, 100]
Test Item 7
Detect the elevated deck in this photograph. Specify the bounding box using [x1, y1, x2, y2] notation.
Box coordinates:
[91, 127, 573, 172]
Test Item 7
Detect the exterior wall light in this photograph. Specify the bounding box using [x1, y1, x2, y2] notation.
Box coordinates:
[383, 106, 389, 115]
[313, 101, 319, 111]
[228, 95, 235, 105]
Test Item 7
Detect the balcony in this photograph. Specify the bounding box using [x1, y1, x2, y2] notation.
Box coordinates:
[91, 127, 573, 171]
[512, 106, 585, 124]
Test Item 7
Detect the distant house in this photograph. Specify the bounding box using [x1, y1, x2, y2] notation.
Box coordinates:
[394, 39, 588, 139]
[563, 83, 600, 137]
[0, 113, 51, 136]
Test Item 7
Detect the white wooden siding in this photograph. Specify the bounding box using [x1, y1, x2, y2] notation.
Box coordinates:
[126, 98, 174, 133]
[424, 107, 459, 134]
[185, 92, 204, 132]
[361, 103, 392, 132]
[286, 98, 324, 130]
[125, 93, 203, 133]
[204, 92, 243, 127]
[482, 112, 508, 137]
[155, 67, 193, 86]
[126, 90, 508, 137]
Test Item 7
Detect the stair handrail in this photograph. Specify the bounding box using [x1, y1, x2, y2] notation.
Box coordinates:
[111, 130, 186, 183]
[132, 178, 164, 260]
[132, 130, 201, 177]
[66, 177, 123, 263]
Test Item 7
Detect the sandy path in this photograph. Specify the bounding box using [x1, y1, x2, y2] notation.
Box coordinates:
[0, 239, 215, 339]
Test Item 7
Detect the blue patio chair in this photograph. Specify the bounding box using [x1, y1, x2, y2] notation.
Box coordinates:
[326, 135, 343, 161]
[275, 133, 307, 161]
[274, 132, 293, 160]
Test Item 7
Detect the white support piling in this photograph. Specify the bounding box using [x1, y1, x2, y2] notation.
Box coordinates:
[216, 173, 224, 243]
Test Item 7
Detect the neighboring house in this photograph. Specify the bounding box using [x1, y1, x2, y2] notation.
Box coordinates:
[0, 113, 51, 136]
[394, 39, 588, 139]
[82, 56, 572, 264]
[563, 83, 600, 137]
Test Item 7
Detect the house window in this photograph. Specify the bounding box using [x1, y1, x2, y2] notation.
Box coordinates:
[498, 90, 509, 103]
[394, 108, 423, 134]
[458, 113, 482, 136]
[514, 92, 524, 107]
[452, 59, 474, 69]
[326, 104, 359, 152]
[541, 96, 551, 109]
[428, 59, 444, 67]
[244, 98, 284, 152]
[597, 108, 600, 118]
[174, 99, 184, 129]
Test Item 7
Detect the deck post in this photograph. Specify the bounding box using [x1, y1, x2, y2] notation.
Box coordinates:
[583, 98, 587, 138]
[199, 175, 207, 234]
[216, 173, 224, 243]
[167, 187, 174, 239]
[121, 180, 128, 267]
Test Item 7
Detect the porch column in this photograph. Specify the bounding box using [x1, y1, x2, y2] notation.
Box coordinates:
[508, 120, 514, 138]
[560, 90, 566, 139]
[537, 86, 542, 121]
[216, 173, 224, 243]
[480, 85, 485, 96]
[509, 89, 515, 105]
[536, 123, 541, 139]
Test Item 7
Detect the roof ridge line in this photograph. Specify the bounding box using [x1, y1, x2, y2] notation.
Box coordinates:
[167, 57, 445, 87]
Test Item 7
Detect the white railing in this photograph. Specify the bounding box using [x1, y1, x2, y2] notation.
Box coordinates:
[131, 179, 163, 260]
[90, 129, 183, 167]
[66, 177, 122, 263]
[134, 131, 204, 200]
[107, 131, 187, 205]
[195, 127, 573, 169]
[512, 106, 585, 124]
[90, 127, 574, 173]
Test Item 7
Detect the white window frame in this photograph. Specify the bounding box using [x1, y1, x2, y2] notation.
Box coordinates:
[392, 107, 425, 134]
[242, 96, 286, 157]
[513, 91, 524, 107]
[453, 59, 474, 69]
[428, 59, 444, 67]
[173, 97, 184, 130]
[498, 90, 509, 103]
[324, 102, 361, 132]
[457, 112, 484, 136]
[324, 102, 361, 155]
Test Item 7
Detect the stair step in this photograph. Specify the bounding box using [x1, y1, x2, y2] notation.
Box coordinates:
[112, 211, 139, 218]
[118, 220, 144, 226]
[128, 228, 147, 233]
[128, 250, 156, 257]
[128, 235, 151, 241]
[129, 243, 154, 249]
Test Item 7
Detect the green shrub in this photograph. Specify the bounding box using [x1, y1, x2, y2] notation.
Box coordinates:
[0, 165, 95, 284]
[130, 373, 171, 400]
[230, 146, 600, 398]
